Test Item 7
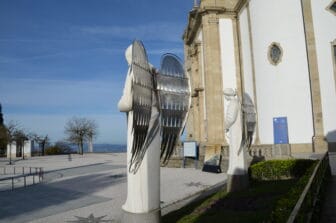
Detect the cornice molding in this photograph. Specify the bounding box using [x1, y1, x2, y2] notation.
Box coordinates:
[183, 0, 248, 45]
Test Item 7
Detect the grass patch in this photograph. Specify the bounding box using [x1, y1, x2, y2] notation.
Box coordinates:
[162, 189, 228, 223]
[162, 179, 295, 223]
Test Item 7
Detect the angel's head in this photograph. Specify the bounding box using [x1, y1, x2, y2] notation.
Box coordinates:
[223, 88, 237, 100]
[125, 44, 133, 66]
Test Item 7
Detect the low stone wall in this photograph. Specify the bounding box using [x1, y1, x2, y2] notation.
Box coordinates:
[165, 144, 289, 172]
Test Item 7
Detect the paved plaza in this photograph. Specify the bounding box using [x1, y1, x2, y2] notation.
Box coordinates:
[0, 153, 227, 223]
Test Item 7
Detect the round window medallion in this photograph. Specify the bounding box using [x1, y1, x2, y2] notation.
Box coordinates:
[268, 42, 283, 65]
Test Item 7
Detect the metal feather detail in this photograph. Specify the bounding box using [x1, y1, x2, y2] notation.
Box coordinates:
[241, 93, 257, 149]
[129, 40, 153, 172]
[157, 54, 191, 164]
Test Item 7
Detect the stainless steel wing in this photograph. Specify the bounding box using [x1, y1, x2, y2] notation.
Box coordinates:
[130, 40, 153, 171]
[157, 54, 191, 164]
[242, 93, 257, 148]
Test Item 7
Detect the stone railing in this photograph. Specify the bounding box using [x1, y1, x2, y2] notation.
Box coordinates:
[166, 143, 292, 171]
[248, 144, 273, 159]
[286, 152, 330, 223]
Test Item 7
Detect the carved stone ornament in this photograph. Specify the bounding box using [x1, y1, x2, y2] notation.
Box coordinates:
[268, 42, 283, 66]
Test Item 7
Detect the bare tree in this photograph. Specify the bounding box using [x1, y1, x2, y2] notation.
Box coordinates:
[64, 117, 98, 155]
[30, 133, 49, 156]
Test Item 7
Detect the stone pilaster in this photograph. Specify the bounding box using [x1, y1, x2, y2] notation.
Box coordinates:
[232, 17, 243, 99]
[301, 0, 328, 152]
[195, 42, 207, 142]
[186, 44, 200, 142]
[246, 4, 260, 145]
[184, 45, 194, 141]
[202, 13, 226, 145]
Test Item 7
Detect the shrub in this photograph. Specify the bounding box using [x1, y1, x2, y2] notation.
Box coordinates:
[45, 143, 71, 155]
[250, 159, 316, 181]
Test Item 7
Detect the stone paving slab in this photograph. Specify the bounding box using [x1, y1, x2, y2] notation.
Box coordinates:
[0, 153, 226, 223]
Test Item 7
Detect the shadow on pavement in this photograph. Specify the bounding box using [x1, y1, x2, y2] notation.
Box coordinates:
[0, 172, 126, 223]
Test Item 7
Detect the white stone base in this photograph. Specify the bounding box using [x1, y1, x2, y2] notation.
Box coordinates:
[121, 208, 161, 223]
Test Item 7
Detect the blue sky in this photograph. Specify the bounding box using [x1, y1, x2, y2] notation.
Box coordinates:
[0, 0, 193, 144]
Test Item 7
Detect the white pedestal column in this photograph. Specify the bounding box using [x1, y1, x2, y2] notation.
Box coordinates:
[88, 138, 93, 153]
[224, 89, 249, 192]
[122, 106, 161, 223]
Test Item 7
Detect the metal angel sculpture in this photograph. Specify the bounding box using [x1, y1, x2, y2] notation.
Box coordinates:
[224, 88, 256, 192]
[118, 40, 191, 173]
[224, 89, 257, 155]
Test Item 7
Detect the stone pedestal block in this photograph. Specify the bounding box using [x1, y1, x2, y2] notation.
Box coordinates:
[313, 136, 328, 152]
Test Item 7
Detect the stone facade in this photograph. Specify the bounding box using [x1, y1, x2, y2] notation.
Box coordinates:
[183, 0, 336, 161]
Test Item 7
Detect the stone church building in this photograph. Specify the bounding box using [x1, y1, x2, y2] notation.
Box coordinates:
[183, 0, 336, 158]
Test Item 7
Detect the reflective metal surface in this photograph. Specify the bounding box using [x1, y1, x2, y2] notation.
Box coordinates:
[127, 45, 191, 171]
[157, 54, 191, 164]
[130, 40, 153, 171]
[242, 93, 257, 148]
